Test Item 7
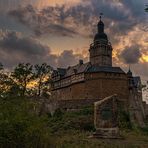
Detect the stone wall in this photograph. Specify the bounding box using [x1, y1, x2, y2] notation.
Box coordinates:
[52, 82, 86, 100]
[143, 101, 148, 118]
[58, 99, 99, 110]
[52, 72, 129, 108]
[129, 89, 146, 127]
[85, 72, 129, 103]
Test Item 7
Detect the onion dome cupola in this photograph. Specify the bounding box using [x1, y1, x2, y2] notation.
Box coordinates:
[94, 15, 108, 42]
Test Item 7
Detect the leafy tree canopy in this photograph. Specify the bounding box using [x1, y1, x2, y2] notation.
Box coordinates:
[11, 63, 34, 96]
[34, 63, 52, 96]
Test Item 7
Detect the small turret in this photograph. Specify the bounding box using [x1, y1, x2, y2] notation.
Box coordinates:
[127, 66, 134, 89]
[127, 66, 133, 77]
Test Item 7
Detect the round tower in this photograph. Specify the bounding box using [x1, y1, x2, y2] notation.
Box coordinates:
[89, 15, 113, 67]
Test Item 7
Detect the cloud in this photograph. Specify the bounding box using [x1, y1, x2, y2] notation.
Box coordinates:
[57, 50, 83, 68]
[0, 30, 85, 69]
[119, 45, 142, 64]
[9, 5, 80, 37]
[0, 30, 53, 68]
[0, 31, 49, 56]
[0, 0, 81, 12]
[1, 0, 148, 80]
[8, 0, 147, 40]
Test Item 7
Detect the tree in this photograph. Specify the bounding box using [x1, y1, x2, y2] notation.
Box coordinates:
[11, 63, 34, 96]
[0, 63, 16, 98]
[34, 63, 52, 96]
[0, 63, 6, 96]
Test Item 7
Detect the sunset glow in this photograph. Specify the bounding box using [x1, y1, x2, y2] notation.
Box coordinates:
[0, 0, 147, 81]
[141, 55, 148, 63]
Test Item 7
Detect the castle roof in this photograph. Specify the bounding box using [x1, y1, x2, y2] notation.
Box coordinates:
[64, 62, 91, 77]
[87, 66, 125, 74]
[57, 68, 66, 76]
[53, 62, 125, 79]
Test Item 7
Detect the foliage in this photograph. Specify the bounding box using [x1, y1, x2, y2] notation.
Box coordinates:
[118, 109, 132, 129]
[0, 97, 54, 148]
[0, 97, 148, 148]
[45, 106, 94, 133]
[0, 97, 94, 147]
[0, 66, 18, 98]
[11, 63, 34, 96]
[34, 63, 52, 96]
[0, 73, 16, 97]
[0, 62, 53, 98]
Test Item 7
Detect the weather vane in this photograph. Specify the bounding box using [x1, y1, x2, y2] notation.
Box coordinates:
[100, 13, 103, 20]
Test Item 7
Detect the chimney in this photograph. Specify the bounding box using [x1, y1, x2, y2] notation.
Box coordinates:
[79, 60, 83, 65]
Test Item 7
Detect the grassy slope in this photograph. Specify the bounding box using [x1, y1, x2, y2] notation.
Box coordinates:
[0, 97, 148, 148]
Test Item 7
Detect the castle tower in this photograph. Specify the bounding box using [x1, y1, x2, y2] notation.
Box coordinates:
[89, 15, 113, 67]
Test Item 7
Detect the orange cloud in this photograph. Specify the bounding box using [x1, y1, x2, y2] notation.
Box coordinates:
[34, 0, 81, 9]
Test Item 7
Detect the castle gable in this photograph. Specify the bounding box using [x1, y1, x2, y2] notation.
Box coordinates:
[65, 62, 91, 77]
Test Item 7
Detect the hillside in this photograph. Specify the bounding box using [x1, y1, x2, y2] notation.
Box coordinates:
[0, 97, 148, 148]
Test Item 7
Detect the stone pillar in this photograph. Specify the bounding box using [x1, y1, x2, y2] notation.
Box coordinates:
[93, 94, 121, 139]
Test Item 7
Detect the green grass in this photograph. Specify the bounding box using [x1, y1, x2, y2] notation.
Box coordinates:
[0, 97, 148, 148]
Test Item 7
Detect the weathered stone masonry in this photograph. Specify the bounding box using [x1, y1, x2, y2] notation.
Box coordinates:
[52, 72, 128, 103]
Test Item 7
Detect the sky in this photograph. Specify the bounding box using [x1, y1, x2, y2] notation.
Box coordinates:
[0, 0, 148, 81]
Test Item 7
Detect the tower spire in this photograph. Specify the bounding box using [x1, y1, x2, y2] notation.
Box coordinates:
[129, 64, 131, 71]
[100, 13, 103, 21]
[127, 65, 133, 76]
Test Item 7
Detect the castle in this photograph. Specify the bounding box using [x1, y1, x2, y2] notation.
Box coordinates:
[51, 16, 148, 127]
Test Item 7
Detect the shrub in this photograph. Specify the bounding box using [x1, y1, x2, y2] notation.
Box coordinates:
[118, 110, 132, 129]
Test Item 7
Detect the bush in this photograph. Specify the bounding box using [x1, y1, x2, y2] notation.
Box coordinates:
[0, 97, 54, 148]
[118, 110, 132, 129]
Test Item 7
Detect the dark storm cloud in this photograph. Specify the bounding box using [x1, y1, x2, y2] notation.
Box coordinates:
[0, 30, 84, 68]
[0, 30, 52, 68]
[0, 31, 49, 56]
[120, 0, 145, 17]
[34, 24, 77, 37]
[8, 0, 147, 39]
[88, 0, 147, 36]
[9, 5, 79, 37]
[119, 45, 142, 64]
